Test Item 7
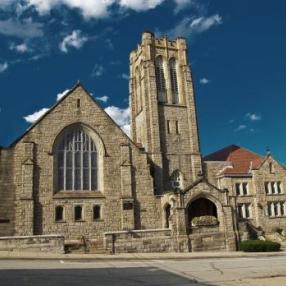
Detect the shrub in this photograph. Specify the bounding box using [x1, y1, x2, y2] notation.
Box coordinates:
[191, 215, 218, 227]
[240, 240, 281, 252]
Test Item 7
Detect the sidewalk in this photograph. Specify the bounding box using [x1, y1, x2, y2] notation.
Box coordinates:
[0, 250, 286, 261]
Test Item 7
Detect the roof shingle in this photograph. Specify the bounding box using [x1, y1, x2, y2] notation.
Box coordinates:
[204, 145, 264, 175]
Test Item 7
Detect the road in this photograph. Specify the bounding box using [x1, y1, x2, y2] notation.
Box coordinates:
[0, 256, 286, 285]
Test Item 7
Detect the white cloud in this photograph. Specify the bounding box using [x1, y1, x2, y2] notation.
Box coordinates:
[0, 19, 43, 39]
[119, 0, 164, 11]
[26, 0, 115, 18]
[59, 30, 88, 53]
[246, 113, 261, 121]
[24, 108, 49, 123]
[96, 95, 109, 103]
[57, 89, 70, 101]
[165, 14, 222, 38]
[0, 62, 9, 73]
[120, 73, 129, 80]
[104, 105, 130, 136]
[91, 64, 104, 77]
[0, 62, 8, 73]
[23, 0, 165, 19]
[0, 0, 16, 8]
[190, 14, 222, 33]
[234, 124, 247, 132]
[121, 123, 130, 136]
[174, 0, 193, 14]
[10, 43, 29, 53]
[199, 77, 209, 84]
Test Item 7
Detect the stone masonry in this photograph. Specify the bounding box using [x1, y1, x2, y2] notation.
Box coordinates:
[0, 32, 285, 253]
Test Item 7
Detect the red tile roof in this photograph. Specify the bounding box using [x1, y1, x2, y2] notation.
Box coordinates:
[204, 145, 265, 175]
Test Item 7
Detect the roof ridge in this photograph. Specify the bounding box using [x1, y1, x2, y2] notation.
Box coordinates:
[10, 82, 83, 147]
[203, 144, 241, 161]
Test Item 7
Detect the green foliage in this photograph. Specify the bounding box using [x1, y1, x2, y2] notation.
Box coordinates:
[191, 215, 218, 226]
[240, 240, 281, 252]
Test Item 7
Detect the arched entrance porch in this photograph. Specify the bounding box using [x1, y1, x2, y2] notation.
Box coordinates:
[187, 197, 218, 233]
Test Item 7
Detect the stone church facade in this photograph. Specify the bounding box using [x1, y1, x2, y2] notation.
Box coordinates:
[0, 32, 286, 253]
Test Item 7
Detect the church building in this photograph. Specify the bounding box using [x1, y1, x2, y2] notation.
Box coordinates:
[0, 32, 285, 253]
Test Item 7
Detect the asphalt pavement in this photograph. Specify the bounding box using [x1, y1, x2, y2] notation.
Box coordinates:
[1, 255, 286, 285]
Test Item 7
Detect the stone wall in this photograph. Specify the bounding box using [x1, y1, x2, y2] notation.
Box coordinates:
[104, 229, 173, 253]
[0, 235, 64, 253]
[252, 156, 286, 233]
[11, 85, 162, 240]
[189, 232, 226, 252]
[0, 148, 15, 236]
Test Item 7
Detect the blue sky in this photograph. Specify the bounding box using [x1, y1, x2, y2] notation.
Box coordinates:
[0, 0, 285, 162]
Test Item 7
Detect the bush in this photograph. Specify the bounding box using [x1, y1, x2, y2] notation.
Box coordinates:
[191, 215, 218, 227]
[240, 240, 281, 252]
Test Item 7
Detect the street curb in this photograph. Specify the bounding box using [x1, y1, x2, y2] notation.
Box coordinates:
[0, 251, 286, 261]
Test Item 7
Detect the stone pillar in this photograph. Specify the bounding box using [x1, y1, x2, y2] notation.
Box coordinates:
[172, 207, 189, 252]
[222, 205, 237, 251]
[15, 142, 35, 236]
[120, 144, 135, 230]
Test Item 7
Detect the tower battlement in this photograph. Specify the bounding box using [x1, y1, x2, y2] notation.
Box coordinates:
[130, 32, 188, 64]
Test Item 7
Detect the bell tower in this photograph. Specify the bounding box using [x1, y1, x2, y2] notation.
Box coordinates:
[129, 32, 202, 194]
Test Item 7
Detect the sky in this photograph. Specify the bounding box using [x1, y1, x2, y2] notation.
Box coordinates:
[0, 0, 286, 163]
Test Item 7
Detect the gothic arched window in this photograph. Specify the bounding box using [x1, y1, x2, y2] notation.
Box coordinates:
[135, 67, 142, 112]
[155, 56, 166, 102]
[56, 126, 97, 191]
[169, 58, 179, 104]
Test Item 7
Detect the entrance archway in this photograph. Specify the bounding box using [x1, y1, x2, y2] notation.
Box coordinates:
[187, 198, 217, 226]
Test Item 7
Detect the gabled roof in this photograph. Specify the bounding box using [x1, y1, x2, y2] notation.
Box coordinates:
[183, 177, 228, 194]
[10, 82, 82, 147]
[204, 144, 264, 175]
[10, 82, 136, 149]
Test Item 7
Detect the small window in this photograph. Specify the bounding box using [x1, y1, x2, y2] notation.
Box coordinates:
[75, 205, 83, 221]
[175, 121, 179, 134]
[164, 204, 171, 228]
[167, 120, 170, 134]
[265, 181, 283, 195]
[237, 204, 252, 219]
[169, 58, 179, 104]
[267, 201, 286, 217]
[277, 182, 283, 194]
[269, 162, 274, 173]
[93, 205, 101, 220]
[235, 183, 240, 195]
[123, 201, 133, 210]
[264, 182, 270, 194]
[271, 182, 276, 194]
[55, 206, 64, 222]
[235, 182, 249, 196]
[155, 56, 166, 102]
[77, 98, 81, 108]
[242, 183, 248, 195]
